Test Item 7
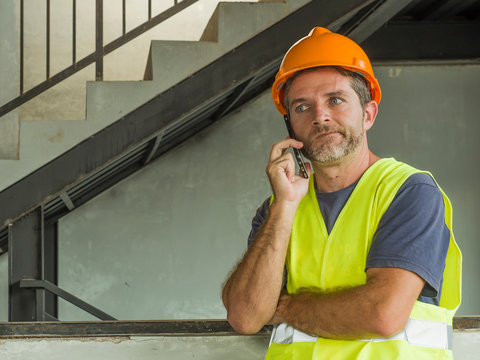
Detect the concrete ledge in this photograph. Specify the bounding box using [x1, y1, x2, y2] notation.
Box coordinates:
[0, 320, 267, 338]
[0, 318, 478, 338]
[455, 316, 480, 331]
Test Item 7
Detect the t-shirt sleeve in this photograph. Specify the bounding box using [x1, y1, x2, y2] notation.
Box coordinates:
[247, 197, 271, 248]
[247, 197, 288, 288]
[366, 173, 450, 299]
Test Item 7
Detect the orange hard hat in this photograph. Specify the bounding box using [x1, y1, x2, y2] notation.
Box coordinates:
[272, 27, 381, 115]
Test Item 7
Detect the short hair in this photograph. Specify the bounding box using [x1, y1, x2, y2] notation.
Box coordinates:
[283, 66, 372, 114]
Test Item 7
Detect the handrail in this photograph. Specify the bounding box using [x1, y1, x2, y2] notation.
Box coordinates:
[20, 279, 116, 321]
[0, 0, 199, 118]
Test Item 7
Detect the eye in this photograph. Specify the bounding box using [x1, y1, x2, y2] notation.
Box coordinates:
[330, 97, 344, 105]
[295, 104, 309, 113]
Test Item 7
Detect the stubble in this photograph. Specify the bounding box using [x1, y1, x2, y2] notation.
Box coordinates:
[300, 123, 364, 163]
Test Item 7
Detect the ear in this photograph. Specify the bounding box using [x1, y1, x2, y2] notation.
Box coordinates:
[363, 100, 378, 131]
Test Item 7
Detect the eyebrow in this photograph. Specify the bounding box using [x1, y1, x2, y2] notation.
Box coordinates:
[325, 90, 348, 97]
[289, 90, 350, 107]
[289, 97, 308, 108]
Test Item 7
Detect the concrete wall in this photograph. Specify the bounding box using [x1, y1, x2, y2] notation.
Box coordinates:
[57, 84, 280, 321]
[371, 65, 480, 315]
[0, 332, 478, 359]
[0, 0, 19, 159]
[51, 64, 480, 321]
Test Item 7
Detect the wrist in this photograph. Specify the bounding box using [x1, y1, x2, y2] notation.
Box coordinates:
[276, 293, 290, 317]
[270, 197, 301, 215]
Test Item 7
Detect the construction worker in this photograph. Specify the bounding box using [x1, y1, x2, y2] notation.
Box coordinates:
[222, 27, 461, 359]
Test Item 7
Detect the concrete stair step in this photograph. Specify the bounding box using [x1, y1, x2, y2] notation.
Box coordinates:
[0, 0, 310, 191]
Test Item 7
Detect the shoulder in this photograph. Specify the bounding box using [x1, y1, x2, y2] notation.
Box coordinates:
[393, 172, 444, 210]
[381, 171, 446, 235]
[367, 172, 450, 298]
[371, 159, 443, 208]
[398, 171, 437, 189]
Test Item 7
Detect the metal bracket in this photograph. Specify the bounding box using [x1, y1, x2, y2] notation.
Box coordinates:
[20, 279, 116, 321]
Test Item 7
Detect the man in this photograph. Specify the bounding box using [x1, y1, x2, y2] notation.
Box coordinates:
[222, 27, 462, 359]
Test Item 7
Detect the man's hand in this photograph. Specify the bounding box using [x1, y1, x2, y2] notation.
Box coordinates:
[266, 138, 311, 205]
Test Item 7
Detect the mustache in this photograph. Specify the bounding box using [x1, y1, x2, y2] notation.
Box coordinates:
[310, 125, 346, 137]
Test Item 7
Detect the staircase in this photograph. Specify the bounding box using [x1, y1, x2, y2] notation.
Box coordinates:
[0, 0, 308, 192]
[0, 0, 387, 251]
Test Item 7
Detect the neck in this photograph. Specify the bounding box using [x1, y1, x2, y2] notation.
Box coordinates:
[312, 143, 380, 193]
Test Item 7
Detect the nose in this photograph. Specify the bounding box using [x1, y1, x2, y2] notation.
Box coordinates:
[312, 102, 330, 126]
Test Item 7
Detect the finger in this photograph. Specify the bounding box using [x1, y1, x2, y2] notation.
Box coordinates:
[269, 138, 304, 163]
[289, 161, 312, 183]
[267, 153, 296, 181]
[304, 162, 312, 177]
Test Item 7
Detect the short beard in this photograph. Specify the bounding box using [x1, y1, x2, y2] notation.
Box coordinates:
[300, 124, 364, 164]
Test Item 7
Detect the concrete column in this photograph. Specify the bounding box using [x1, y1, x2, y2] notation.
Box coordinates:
[0, 0, 20, 159]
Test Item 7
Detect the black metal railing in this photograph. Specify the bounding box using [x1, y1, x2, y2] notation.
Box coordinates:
[20, 279, 116, 321]
[0, 0, 198, 118]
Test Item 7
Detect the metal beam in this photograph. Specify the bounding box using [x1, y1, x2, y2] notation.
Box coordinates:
[44, 220, 58, 319]
[423, 0, 478, 21]
[347, 0, 417, 43]
[59, 192, 75, 211]
[0, 0, 374, 232]
[212, 78, 254, 120]
[0, 320, 268, 338]
[8, 208, 43, 321]
[143, 131, 165, 165]
[95, 0, 103, 81]
[8, 207, 59, 321]
[0, 317, 476, 338]
[363, 21, 480, 61]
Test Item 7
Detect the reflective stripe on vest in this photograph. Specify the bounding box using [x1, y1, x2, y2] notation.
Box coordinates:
[270, 319, 452, 350]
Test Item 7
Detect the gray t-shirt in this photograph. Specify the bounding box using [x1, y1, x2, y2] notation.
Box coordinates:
[248, 173, 450, 305]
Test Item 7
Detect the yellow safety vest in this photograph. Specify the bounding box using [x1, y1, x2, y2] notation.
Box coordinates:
[266, 158, 462, 360]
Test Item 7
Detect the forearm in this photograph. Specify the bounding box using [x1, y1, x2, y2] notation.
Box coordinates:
[275, 268, 423, 339]
[224, 137, 311, 333]
[276, 287, 383, 339]
[223, 200, 297, 334]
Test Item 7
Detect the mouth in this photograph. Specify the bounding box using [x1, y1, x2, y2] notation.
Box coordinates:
[314, 131, 339, 140]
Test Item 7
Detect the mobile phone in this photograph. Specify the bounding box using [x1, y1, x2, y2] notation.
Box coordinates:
[283, 115, 308, 179]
